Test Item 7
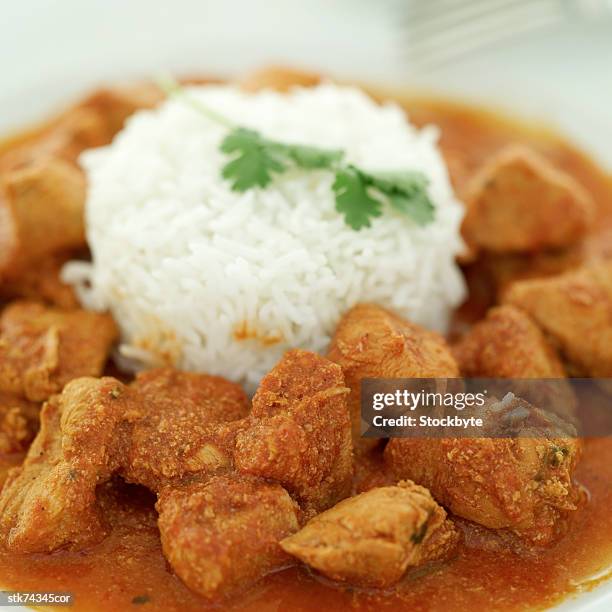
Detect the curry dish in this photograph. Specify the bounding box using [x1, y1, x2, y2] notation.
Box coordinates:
[0, 67, 611, 611]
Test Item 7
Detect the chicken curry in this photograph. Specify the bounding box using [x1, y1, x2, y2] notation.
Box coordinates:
[0, 67, 611, 611]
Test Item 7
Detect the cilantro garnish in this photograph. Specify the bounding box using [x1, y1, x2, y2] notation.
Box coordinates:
[366, 170, 435, 225]
[332, 166, 382, 230]
[219, 128, 344, 191]
[159, 77, 435, 231]
[220, 128, 286, 191]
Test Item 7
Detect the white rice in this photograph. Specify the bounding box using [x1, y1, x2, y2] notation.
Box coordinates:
[64, 83, 466, 391]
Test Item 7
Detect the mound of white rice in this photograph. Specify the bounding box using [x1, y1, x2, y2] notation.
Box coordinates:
[64, 83, 465, 391]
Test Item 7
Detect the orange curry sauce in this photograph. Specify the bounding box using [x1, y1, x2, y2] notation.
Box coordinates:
[0, 94, 611, 612]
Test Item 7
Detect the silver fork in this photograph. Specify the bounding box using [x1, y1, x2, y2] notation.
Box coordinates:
[399, 0, 612, 71]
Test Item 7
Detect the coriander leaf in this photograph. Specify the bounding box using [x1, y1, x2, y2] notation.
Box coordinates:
[366, 169, 429, 195]
[388, 191, 435, 225]
[332, 167, 382, 230]
[360, 169, 435, 226]
[283, 144, 344, 169]
[220, 128, 285, 191]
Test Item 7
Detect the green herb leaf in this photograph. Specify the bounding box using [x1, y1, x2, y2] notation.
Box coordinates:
[366, 169, 428, 194]
[362, 169, 435, 226]
[387, 191, 435, 224]
[332, 167, 382, 230]
[282, 144, 344, 169]
[220, 130, 343, 191]
[221, 128, 285, 191]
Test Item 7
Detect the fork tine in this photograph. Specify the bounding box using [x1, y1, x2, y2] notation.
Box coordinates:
[403, 0, 537, 31]
[407, 16, 565, 72]
[402, 0, 566, 71]
[408, 2, 564, 51]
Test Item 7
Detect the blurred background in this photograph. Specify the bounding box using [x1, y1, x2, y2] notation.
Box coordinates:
[2, 0, 611, 166]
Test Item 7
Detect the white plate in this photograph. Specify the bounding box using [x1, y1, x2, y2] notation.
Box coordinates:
[2, 0, 612, 172]
[1, 1, 611, 610]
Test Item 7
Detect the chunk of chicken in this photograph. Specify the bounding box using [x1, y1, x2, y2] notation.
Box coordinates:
[0, 348, 351, 547]
[0, 84, 162, 173]
[352, 445, 398, 494]
[281, 480, 458, 588]
[504, 261, 612, 377]
[327, 304, 459, 451]
[123, 368, 250, 490]
[0, 108, 108, 173]
[0, 301, 118, 401]
[468, 247, 587, 305]
[77, 83, 163, 139]
[0, 84, 161, 281]
[0, 377, 132, 552]
[234, 349, 352, 515]
[0, 393, 39, 454]
[385, 397, 583, 545]
[0, 251, 79, 308]
[453, 306, 576, 419]
[0, 158, 86, 279]
[462, 145, 594, 254]
[454, 305, 565, 378]
[157, 475, 300, 600]
[0, 369, 248, 553]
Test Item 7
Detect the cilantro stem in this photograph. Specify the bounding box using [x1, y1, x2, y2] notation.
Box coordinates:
[156, 74, 236, 129]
